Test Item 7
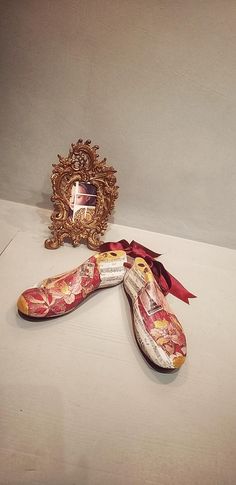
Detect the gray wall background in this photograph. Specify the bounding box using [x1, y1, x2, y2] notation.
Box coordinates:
[0, 0, 235, 248]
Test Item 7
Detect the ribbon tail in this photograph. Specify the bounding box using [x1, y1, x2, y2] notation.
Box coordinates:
[168, 273, 196, 304]
[130, 241, 161, 259]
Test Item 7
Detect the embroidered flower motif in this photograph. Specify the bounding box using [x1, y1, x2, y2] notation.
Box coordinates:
[21, 255, 101, 318]
[147, 308, 186, 358]
[156, 318, 186, 356]
[23, 288, 67, 317]
[154, 319, 168, 329]
[49, 274, 82, 305]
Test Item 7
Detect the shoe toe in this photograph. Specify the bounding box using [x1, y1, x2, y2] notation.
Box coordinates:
[172, 354, 186, 369]
[17, 293, 29, 316]
[17, 287, 52, 318]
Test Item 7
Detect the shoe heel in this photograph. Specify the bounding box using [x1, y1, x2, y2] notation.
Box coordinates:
[96, 250, 127, 288]
[124, 257, 152, 301]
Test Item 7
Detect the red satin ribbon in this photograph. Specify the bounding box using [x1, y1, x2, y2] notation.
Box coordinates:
[99, 240, 196, 304]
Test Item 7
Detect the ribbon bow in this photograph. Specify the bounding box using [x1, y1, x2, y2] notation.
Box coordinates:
[99, 240, 196, 304]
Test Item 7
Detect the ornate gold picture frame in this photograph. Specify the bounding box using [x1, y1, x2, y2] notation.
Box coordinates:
[45, 139, 118, 250]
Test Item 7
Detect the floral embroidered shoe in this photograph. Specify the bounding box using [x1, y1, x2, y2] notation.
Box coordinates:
[17, 250, 127, 319]
[124, 257, 190, 370]
[100, 240, 195, 371]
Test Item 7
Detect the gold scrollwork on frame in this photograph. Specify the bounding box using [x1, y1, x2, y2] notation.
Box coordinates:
[45, 139, 118, 250]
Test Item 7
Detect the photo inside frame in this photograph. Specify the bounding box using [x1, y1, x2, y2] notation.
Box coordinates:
[69, 182, 97, 221]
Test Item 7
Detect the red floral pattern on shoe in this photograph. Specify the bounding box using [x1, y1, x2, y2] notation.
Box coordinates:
[17, 251, 127, 319]
[124, 257, 187, 369]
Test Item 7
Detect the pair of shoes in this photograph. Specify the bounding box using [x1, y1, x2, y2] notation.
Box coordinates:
[17, 240, 195, 370]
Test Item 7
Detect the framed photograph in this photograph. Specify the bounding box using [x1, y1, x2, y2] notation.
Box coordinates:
[69, 182, 97, 220]
[45, 139, 118, 250]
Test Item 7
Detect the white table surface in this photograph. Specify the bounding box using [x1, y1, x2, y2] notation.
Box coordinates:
[0, 199, 236, 485]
